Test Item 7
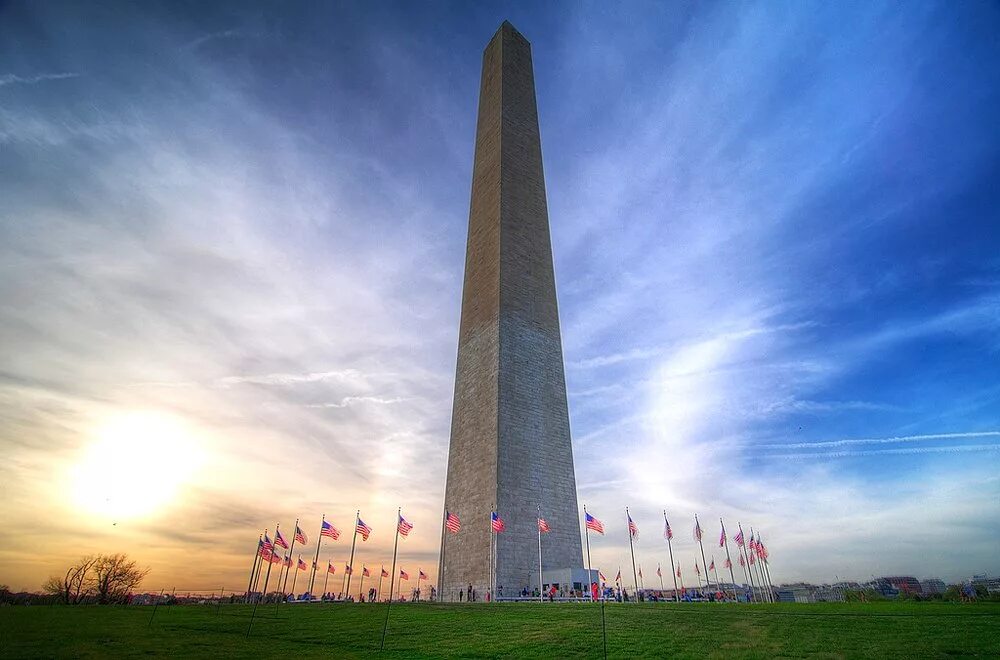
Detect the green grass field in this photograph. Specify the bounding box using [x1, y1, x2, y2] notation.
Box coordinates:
[2, 601, 999, 658]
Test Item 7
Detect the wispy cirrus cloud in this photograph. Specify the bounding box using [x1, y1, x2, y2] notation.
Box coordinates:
[0, 72, 78, 87]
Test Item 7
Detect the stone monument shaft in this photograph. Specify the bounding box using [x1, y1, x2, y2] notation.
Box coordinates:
[439, 22, 583, 599]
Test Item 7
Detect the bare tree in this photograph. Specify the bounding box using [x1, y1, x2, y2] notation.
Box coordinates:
[43, 556, 98, 604]
[93, 553, 149, 604]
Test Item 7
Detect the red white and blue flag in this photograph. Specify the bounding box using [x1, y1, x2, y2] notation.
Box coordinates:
[362, 566, 371, 577]
[381, 567, 390, 578]
[491, 512, 505, 533]
[693, 519, 703, 542]
[398, 515, 414, 538]
[599, 571, 607, 582]
[709, 558, 716, 571]
[256, 538, 265, 557]
[749, 534, 758, 552]
[628, 514, 638, 538]
[749, 552, 756, 565]
[262, 533, 274, 553]
[719, 528, 726, 547]
[734, 529, 745, 547]
[419, 570, 428, 580]
[356, 517, 372, 541]
[664, 518, 673, 540]
[739, 554, 745, 567]
[399, 569, 409, 580]
[269, 551, 282, 565]
[283, 555, 292, 568]
[275, 529, 290, 549]
[327, 562, 335, 574]
[295, 526, 307, 545]
[724, 558, 732, 569]
[614, 570, 622, 582]
[538, 518, 551, 533]
[585, 513, 604, 535]
[445, 511, 461, 533]
[345, 564, 352, 575]
[297, 557, 307, 571]
[321, 520, 341, 540]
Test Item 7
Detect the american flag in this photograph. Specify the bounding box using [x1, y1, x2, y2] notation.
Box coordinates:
[283, 555, 291, 568]
[345, 564, 352, 575]
[693, 519, 703, 542]
[398, 515, 414, 538]
[719, 528, 726, 547]
[724, 558, 732, 569]
[362, 566, 371, 577]
[657, 565, 662, 577]
[295, 525, 307, 545]
[664, 518, 673, 540]
[327, 562, 335, 574]
[749, 534, 757, 552]
[677, 564, 682, 577]
[269, 551, 282, 565]
[538, 518, 551, 533]
[627, 514, 638, 538]
[585, 513, 604, 535]
[445, 511, 461, 533]
[381, 567, 390, 578]
[275, 529, 290, 549]
[599, 571, 607, 582]
[749, 552, 756, 565]
[491, 512, 505, 533]
[709, 558, 716, 571]
[399, 569, 409, 580]
[734, 529, 745, 547]
[614, 570, 621, 582]
[262, 533, 274, 553]
[419, 570, 428, 580]
[321, 520, 341, 540]
[759, 542, 769, 560]
[356, 517, 372, 541]
[297, 557, 307, 571]
[739, 554, 746, 567]
[256, 538, 265, 557]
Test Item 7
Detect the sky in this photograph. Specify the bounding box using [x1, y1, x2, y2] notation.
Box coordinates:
[1, 0, 998, 594]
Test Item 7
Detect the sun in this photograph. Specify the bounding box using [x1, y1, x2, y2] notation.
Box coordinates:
[69, 411, 204, 520]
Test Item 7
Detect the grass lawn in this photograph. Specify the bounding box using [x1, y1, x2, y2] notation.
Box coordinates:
[2, 601, 998, 658]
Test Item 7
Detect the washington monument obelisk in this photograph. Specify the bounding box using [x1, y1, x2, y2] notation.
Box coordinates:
[439, 22, 583, 600]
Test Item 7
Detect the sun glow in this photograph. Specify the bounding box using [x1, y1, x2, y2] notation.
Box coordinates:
[69, 411, 204, 519]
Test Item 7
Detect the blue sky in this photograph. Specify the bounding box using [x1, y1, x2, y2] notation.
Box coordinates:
[1, 1, 998, 591]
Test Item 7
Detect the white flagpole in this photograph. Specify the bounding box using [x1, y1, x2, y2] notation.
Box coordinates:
[537, 504, 543, 604]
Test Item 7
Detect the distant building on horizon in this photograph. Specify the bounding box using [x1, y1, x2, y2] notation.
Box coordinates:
[920, 578, 947, 595]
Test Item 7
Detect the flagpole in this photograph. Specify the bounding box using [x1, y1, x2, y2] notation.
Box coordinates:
[664, 511, 678, 602]
[251, 542, 265, 598]
[677, 564, 684, 596]
[695, 515, 712, 596]
[247, 525, 276, 638]
[291, 555, 302, 596]
[626, 507, 638, 600]
[344, 510, 359, 599]
[712, 556, 721, 596]
[721, 518, 737, 600]
[280, 518, 299, 601]
[758, 533, 774, 602]
[323, 560, 331, 597]
[245, 534, 261, 602]
[658, 563, 664, 594]
[378, 567, 384, 603]
[751, 527, 769, 602]
[584, 505, 594, 602]
[738, 522, 757, 602]
[380, 507, 402, 652]
[309, 515, 324, 596]
[439, 510, 448, 602]
[359, 567, 366, 602]
[537, 504, 543, 604]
